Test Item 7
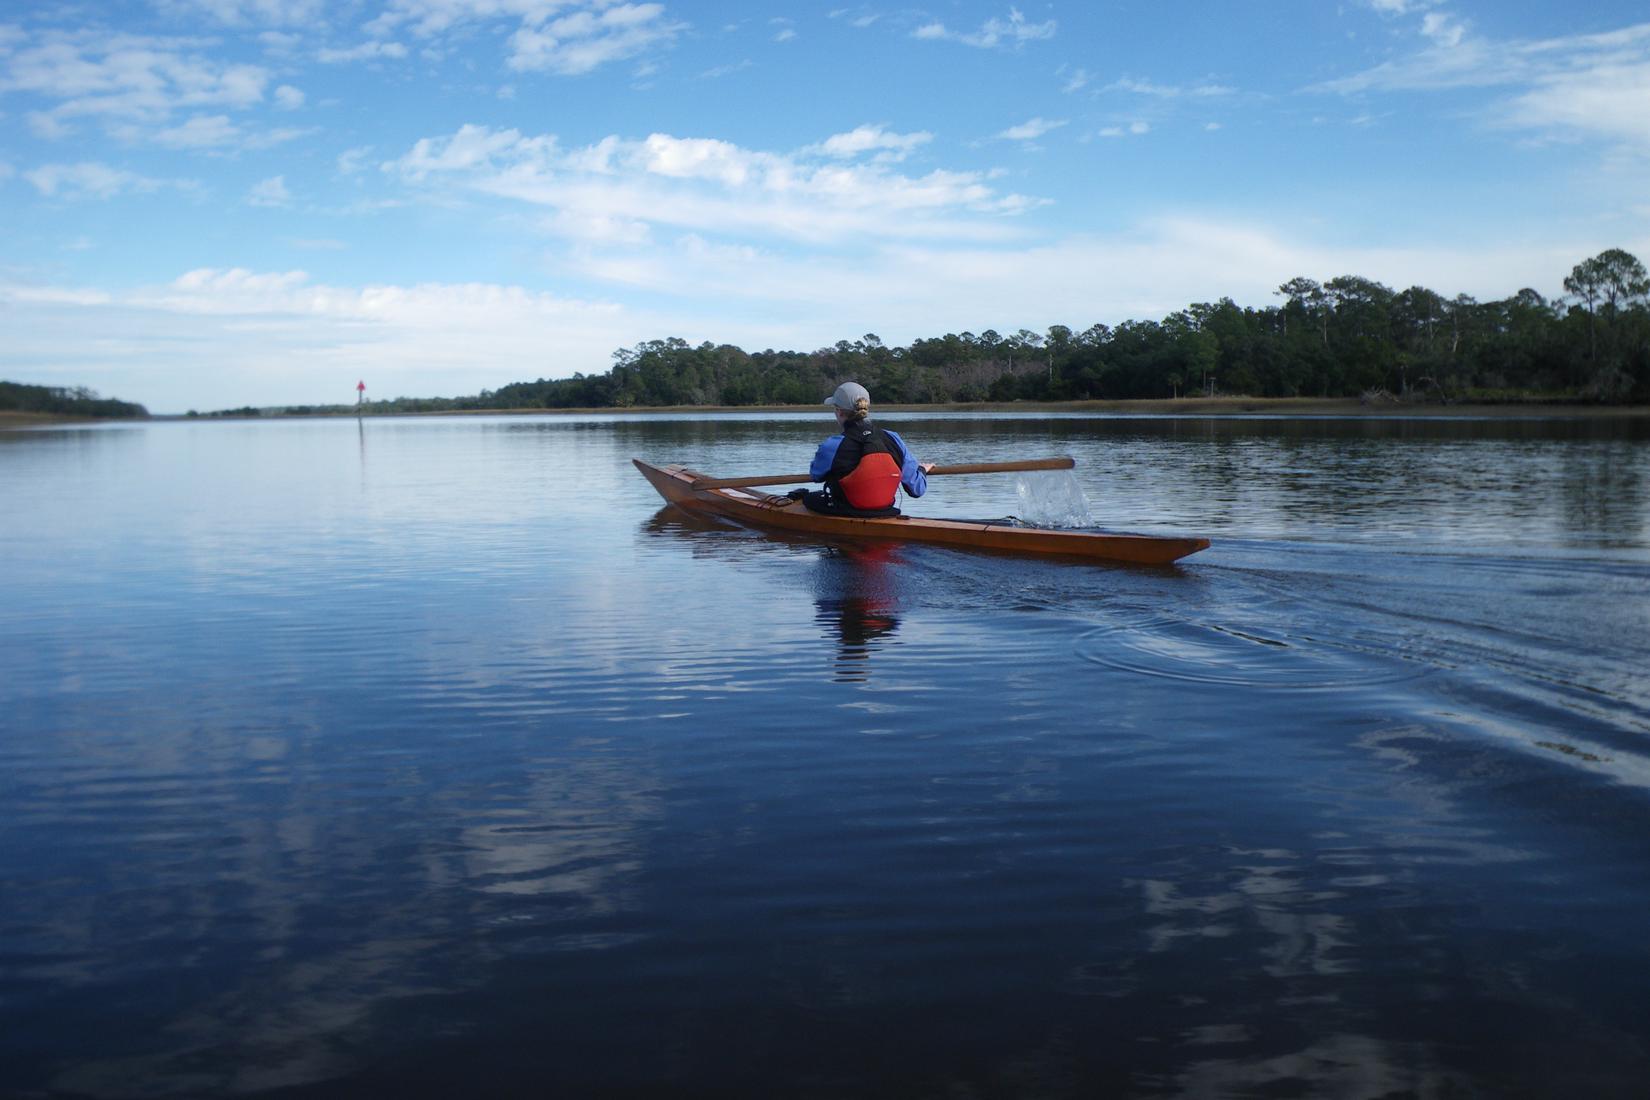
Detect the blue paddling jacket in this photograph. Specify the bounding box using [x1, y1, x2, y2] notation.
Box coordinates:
[810, 421, 928, 509]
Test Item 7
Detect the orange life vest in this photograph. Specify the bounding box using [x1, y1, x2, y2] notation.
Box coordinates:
[837, 451, 902, 510]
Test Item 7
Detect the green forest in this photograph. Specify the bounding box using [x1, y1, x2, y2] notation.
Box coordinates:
[0, 381, 148, 419]
[223, 248, 1650, 416]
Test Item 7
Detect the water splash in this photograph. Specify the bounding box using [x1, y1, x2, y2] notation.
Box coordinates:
[1014, 470, 1094, 528]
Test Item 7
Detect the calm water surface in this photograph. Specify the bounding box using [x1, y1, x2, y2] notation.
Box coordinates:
[3, 412, 1649, 1098]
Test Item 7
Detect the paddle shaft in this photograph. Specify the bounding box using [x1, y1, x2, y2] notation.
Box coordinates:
[692, 456, 1075, 490]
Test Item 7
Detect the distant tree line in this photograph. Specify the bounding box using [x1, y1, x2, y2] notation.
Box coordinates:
[475, 248, 1649, 409]
[0, 381, 148, 418]
[210, 248, 1650, 417]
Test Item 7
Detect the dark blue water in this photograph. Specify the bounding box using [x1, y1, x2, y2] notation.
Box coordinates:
[3, 413, 1649, 1097]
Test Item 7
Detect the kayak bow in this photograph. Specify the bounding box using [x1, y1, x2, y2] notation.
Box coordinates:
[634, 459, 1209, 565]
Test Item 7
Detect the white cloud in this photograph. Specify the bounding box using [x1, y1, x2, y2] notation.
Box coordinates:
[1320, 20, 1650, 151]
[828, 8, 881, 30]
[1420, 12, 1466, 48]
[1503, 60, 1650, 147]
[248, 175, 291, 206]
[914, 6, 1055, 49]
[1097, 121, 1150, 138]
[774, 28, 796, 43]
[996, 117, 1066, 142]
[259, 31, 303, 54]
[805, 124, 932, 162]
[508, 4, 684, 74]
[543, 208, 653, 244]
[0, 267, 629, 410]
[700, 59, 752, 79]
[638, 133, 751, 185]
[9, 216, 1646, 412]
[1060, 66, 1090, 94]
[384, 125, 1043, 248]
[25, 161, 168, 199]
[1365, 0, 1429, 14]
[0, 284, 115, 307]
[370, 1, 575, 38]
[1327, 20, 1650, 92]
[337, 145, 374, 175]
[1106, 77, 1236, 98]
[155, 0, 328, 26]
[317, 41, 410, 63]
[390, 123, 544, 180]
[355, 0, 685, 76]
[154, 114, 242, 148]
[273, 83, 305, 108]
[0, 29, 272, 134]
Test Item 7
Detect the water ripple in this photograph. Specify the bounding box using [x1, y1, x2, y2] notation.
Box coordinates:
[1075, 612, 1430, 689]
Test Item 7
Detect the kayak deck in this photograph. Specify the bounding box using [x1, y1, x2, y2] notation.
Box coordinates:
[634, 459, 1209, 565]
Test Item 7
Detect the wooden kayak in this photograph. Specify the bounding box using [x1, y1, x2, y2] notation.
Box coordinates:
[634, 459, 1210, 565]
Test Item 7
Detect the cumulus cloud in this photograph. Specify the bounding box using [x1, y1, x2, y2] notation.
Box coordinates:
[914, 6, 1055, 49]
[383, 124, 1043, 247]
[273, 83, 305, 108]
[390, 123, 543, 180]
[804, 124, 932, 161]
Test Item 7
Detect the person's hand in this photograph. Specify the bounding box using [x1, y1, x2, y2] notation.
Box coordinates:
[919, 462, 935, 473]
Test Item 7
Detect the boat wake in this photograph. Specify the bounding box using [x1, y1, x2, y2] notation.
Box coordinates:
[1074, 613, 1430, 691]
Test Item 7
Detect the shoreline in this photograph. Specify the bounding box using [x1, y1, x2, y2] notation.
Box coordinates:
[145, 397, 1649, 421]
[11, 398, 1648, 427]
[0, 412, 111, 428]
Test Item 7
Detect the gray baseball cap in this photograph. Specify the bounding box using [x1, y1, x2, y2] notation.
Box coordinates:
[824, 381, 871, 411]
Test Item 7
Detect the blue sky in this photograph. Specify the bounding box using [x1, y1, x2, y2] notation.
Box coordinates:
[3, 1, 1648, 412]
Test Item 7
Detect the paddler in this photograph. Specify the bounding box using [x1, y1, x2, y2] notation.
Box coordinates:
[799, 382, 933, 516]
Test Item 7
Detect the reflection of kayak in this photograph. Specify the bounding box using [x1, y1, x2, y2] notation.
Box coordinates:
[634, 459, 1210, 565]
